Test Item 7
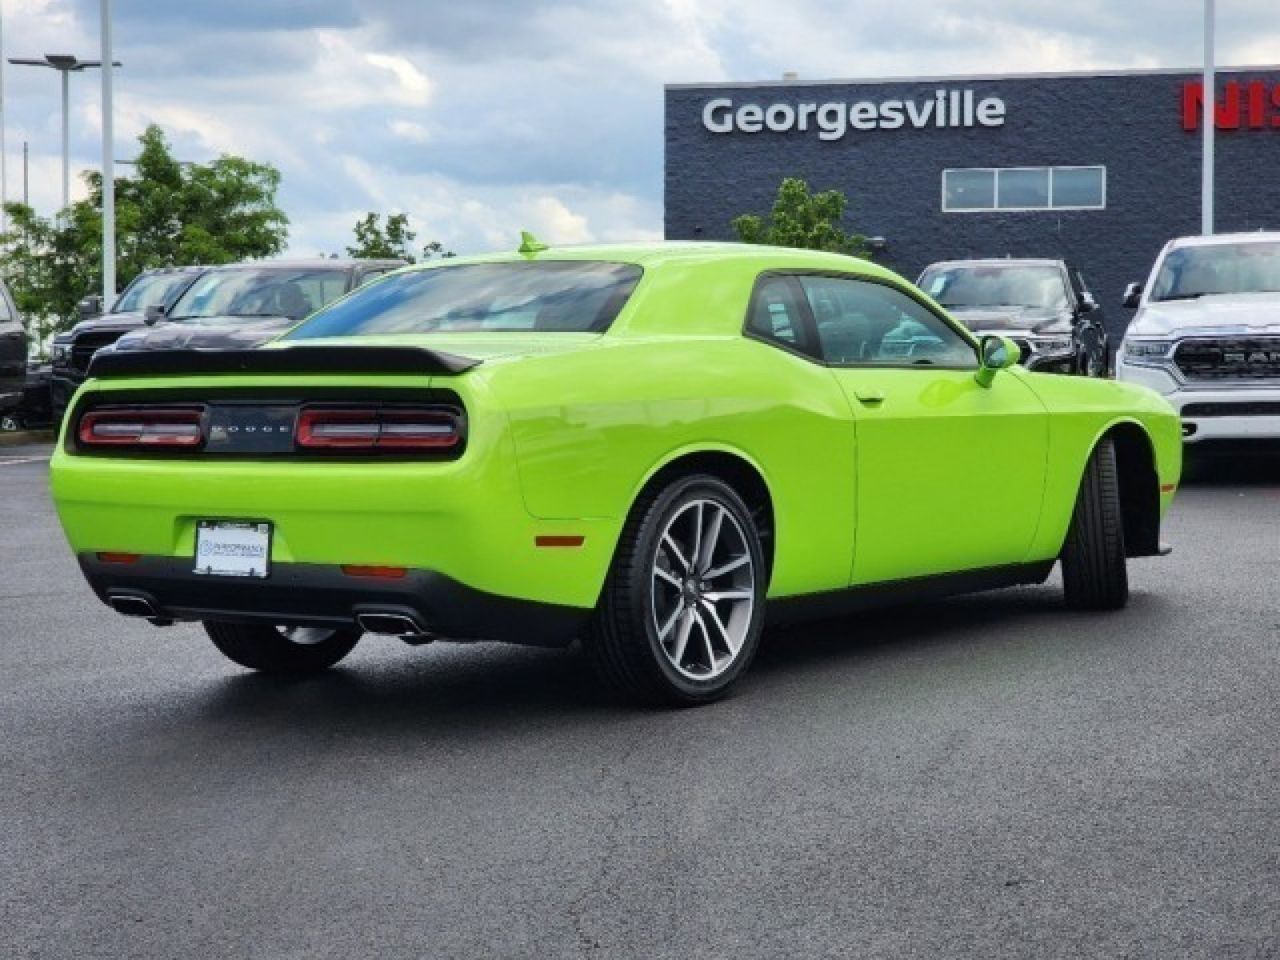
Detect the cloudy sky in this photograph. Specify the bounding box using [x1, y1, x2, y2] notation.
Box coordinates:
[1, 0, 1276, 256]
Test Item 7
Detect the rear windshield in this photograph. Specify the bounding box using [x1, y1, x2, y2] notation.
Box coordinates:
[285, 261, 643, 339]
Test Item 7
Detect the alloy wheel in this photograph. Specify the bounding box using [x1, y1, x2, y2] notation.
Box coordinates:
[650, 498, 756, 680]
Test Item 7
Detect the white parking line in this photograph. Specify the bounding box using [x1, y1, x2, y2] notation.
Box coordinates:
[0, 456, 50, 466]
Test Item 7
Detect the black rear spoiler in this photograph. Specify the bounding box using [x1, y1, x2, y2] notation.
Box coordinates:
[86, 346, 481, 380]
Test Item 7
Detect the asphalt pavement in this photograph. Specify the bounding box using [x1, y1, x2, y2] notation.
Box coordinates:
[3, 444, 1279, 959]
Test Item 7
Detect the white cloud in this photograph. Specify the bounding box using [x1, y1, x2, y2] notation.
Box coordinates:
[2, 0, 1278, 256]
[388, 120, 431, 143]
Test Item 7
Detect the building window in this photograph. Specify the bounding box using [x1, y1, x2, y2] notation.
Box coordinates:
[942, 166, 1105, 212]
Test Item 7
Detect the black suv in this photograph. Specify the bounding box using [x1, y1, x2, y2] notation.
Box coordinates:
[916, 258, 1109, 376]
[50, 266, 205, 417]
[106, 259, 403, 354]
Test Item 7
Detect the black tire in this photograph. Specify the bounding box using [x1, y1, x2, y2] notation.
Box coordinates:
[586, 473, 767, 706]
[1060, 438, 1128, 610]
[204, 621, 361, 675]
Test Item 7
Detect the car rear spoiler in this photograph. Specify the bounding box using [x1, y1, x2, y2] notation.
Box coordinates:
[86, 346, 482, 380]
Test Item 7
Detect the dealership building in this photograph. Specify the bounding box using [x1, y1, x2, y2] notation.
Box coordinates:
[665, 65, 1280, 342]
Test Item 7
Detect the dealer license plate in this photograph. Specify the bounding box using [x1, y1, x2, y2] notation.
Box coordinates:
[194, 520, 272, 578]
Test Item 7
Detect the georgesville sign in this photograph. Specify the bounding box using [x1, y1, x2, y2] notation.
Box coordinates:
[701, 89, 1007, 140]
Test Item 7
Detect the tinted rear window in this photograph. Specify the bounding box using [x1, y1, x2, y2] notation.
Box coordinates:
[286, 261, 642, 339]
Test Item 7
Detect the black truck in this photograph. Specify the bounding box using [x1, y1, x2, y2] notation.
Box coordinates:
[106, 259, 404, 354]
[0, 279, 28, 427]
[50, 266, 206, 418]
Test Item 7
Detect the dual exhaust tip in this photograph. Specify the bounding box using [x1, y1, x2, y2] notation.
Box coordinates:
[107, 593, 431, 640]
[355, 611, 430, 638]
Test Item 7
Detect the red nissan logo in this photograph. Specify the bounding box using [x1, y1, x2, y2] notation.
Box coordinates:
[1182, 79, 1280, 131]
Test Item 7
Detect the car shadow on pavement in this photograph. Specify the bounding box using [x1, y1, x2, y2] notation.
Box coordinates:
[179, 582, 1117, 732]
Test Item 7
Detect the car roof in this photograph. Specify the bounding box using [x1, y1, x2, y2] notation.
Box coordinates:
[199, 258, 406, 273]
[134, 265, 206, 276]
[922, 258, 1066, 270]
[399, 241, 899, 281]
[1168, 231, 1280, 249]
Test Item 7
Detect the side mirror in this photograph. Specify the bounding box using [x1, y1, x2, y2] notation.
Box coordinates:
[1121, 282, 1143, 309]
[1079, 291, 1099, 313]
[78, 295, 103, 320]
[975, 335, 1020, 388]
[143, 304, 166, 326]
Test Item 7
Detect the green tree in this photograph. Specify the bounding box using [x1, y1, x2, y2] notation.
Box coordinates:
[0, 124, 289, 332]
[731, 177, 868, 257]
[346, 212, 451, 263]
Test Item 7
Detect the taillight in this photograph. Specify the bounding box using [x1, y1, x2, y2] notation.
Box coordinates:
[78, 407, 205, 448]
[296, 407, 461, 451]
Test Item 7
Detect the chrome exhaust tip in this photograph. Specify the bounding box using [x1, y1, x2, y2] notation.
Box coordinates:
[356, 611, 427, 636]
[108, 594, 158, 618]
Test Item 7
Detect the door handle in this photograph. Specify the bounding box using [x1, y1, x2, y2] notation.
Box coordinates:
[854, 390, 885, 405]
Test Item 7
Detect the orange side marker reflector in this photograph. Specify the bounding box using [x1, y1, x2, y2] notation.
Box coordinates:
[97, 552, 141, 564]
[535, 535, 585, 548]
[341, 565, 408, 579]
[1160, 483, 1177, 493]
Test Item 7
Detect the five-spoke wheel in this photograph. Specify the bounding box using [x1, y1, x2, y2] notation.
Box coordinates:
[587, 473, 766, 705]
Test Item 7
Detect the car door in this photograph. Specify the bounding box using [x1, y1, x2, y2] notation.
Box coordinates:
[794, 273, 1050, 586]
[0, 281, 27, 412]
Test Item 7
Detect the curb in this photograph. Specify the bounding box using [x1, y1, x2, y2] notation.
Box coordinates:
[0, 429, 55, 447]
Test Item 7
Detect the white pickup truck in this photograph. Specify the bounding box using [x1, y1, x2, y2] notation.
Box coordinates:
[1116, 232, 1280, 446]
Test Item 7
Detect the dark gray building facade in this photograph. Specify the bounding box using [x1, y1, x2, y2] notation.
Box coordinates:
[665, 66, 1280, 342]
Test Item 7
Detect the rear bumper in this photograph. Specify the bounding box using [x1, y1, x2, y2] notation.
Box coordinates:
[79, 553, 589, 646]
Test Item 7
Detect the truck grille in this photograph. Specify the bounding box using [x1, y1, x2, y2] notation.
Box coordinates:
[69, 331, 127, 374]
[1174, 337, 1280, 381]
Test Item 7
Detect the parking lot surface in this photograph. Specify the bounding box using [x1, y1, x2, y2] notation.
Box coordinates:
[3, 445, 1279, 959]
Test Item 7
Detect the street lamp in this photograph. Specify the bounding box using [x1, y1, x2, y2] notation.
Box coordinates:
[8, 53, 121, 209]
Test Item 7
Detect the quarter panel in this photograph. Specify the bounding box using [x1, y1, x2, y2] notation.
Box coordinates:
[489, 337, 858, 598]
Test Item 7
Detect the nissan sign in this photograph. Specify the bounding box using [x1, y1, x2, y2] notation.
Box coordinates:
[702, 89, 1006, 141]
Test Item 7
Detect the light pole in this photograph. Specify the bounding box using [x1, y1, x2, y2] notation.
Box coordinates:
[8, 53, 120, 210]
[1202, 0, 1215, 236]
[100, 0, 115, 304]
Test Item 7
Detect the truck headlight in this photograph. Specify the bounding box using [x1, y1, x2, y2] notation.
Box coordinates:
[51, 344, 69, 364]
[1028, 335, 1073, 355]
[1123, 339, 1172, 359]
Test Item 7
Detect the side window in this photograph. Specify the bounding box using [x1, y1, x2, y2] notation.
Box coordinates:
[799, 276, 976, 368]
[746, 275, 817, 357]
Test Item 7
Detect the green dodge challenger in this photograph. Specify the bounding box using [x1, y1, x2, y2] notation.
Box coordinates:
[50, 241, 1181, 704]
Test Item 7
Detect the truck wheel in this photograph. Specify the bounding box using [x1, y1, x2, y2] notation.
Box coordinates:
[204, 622, 361, 674]
[587, 474, 766, 706]
[1060, 438, 1128, 610]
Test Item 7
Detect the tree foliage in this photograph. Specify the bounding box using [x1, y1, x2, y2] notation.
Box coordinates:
[732, 177, 868, 257]
[346, 212, 451, 263]
[0, 125, 289, 331]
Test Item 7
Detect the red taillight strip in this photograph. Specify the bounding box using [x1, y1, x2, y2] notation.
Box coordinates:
[341, 565, 408, 579]
[79, 407, 204, 448]
[296, 407, 460, 451]
[97, 552, 141, 564]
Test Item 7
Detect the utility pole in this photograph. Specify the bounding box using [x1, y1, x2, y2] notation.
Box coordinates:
[0, 1, 8, 236]
[1202, 0, 1215, 236]
[100, 0, 115, 303]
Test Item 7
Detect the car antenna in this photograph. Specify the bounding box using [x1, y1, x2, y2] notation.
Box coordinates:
[518, 231, 549, 255]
